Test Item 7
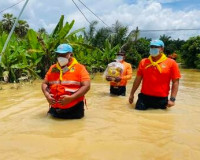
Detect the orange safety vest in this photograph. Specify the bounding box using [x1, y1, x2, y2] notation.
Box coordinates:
[47, 61, 84, 109]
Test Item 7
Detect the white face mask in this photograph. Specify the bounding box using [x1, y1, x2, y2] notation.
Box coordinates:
[57, 57, 69, 66]
[116, 55, 123, 62]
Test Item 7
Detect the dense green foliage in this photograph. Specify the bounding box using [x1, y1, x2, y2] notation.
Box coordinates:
[181, 36, 200, 68]
[0, 13, 200, 82]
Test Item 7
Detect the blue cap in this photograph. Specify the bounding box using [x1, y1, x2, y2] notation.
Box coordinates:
[150, 40, 164, 47]
[55, 44, 73, 54]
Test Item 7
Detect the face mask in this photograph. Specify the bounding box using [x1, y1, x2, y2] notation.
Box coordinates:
[116, 55, 123, 62]
[150, 48, 160, 57]
[57, 57, 69, 66]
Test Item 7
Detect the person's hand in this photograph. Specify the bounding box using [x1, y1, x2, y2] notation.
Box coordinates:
[129, 95, 134, 104]
[166, 100, 175, 108]
[45, 93, 56, 105]
[58, 95, 75, 106]
[114, 77, 121, 82]
[106, 76, 113, 81]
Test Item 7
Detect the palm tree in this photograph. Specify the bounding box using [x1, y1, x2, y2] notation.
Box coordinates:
[15, 20, 29, 38]
[120, 26, 140, 51]
[83, 20, 98, 44]
[2, 13, 16, 33]
[38, 27, 47, 35]
[0, 21, 3, 35]
[109, 21, 128, 47]
[93, 27, 112, 49]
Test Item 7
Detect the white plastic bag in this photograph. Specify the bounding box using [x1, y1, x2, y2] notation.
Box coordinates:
[104, 62, 124, 80]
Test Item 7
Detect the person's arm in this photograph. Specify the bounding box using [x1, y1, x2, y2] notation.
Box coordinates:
[115, 63, 132, 82]
[121, 64, 133, 81]
[167, 79, 179, 107]
[167, 60, 181, 107]
[74, 81, 90, 98]
[59, 81, 90, 105]
[59, 65, 91, 105]
[129, 76, 142, 104]
[41, 79, 55, 105]
[106, 76, 113, 81]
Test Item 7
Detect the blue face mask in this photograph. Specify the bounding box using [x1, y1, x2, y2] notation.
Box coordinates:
[150, 48, 160, 57]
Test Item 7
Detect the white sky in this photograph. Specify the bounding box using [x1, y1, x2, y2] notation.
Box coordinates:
[1, 0, 200, 40]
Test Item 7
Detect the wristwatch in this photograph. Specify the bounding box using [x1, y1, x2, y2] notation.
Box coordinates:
[170, 97, 176, 102]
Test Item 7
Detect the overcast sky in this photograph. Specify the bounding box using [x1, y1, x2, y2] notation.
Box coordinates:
[1, 0, 200, 40]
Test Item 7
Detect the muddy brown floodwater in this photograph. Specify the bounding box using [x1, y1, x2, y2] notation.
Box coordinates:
[0, 69, 200, 160]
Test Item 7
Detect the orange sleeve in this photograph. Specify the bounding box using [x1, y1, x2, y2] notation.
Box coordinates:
[121, 63, 132, 80]
[171, 61, 181, 80]
[80, 65, 90, 82]
[44, 65, 55, 81]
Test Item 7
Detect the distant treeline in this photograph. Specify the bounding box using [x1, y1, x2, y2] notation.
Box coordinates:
[0, 13, 200, 82]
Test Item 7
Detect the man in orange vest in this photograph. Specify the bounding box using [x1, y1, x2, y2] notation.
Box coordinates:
[41, 44, 90, 119]
[129, 40, 181, 110]
[106, 51, 132, 96]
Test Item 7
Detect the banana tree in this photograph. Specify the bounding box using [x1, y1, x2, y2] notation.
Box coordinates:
[0, 33, 41, 82]
[79, 39, 120, 73]
[27, 15, 85, 78]
[101, 39, 120, 64]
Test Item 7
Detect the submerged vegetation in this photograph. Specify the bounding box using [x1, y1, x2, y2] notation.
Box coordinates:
[0, 13, 200, 82]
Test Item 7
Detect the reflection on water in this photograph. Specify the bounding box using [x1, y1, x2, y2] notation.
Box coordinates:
[0, 69, 200, 160]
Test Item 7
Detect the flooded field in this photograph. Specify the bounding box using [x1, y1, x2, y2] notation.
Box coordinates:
[0, 69, 200, 160]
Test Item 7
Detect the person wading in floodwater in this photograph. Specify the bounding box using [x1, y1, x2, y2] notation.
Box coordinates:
[41, 44, 90, 119]
[129, 40, 181, 110]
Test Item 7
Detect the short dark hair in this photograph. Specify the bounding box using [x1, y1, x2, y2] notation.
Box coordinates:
[117, 50, 126, 56]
